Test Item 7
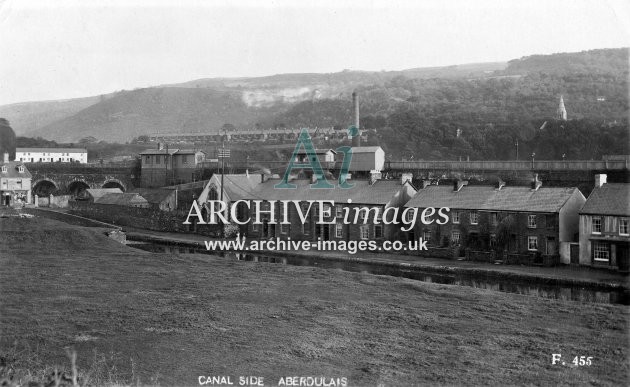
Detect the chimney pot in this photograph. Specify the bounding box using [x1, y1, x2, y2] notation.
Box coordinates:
[594, 174, 607, 188]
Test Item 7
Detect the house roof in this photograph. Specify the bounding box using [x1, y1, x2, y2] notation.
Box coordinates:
[0, 162, 32, 179]
[175, 149, 205, 155]
[86, 188, 123, 199]
[128, 188, 175, 204]
[243, 178, 409, 205]
[405, 185, 580, 213]
[217, 174, 265, 201]
[95, 193, 149, 206]
[296, 149, 337, 155]
[16, 148, 87, 153]
[351, 146, 383, 153]
[139, 149, 179, 155]
[138, 148, 204, 155]
[580, 183, 630, 216]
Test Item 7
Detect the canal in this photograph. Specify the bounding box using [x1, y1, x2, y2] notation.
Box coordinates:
[129, 242, 629, 305]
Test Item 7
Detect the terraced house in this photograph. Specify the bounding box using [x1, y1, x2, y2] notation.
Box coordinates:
[197, 173, 417, 242]
[579, 175, 630, 271]
[404, 176, 586, 265]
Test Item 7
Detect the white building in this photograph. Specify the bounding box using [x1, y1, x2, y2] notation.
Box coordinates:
[16, 148, 88, 163]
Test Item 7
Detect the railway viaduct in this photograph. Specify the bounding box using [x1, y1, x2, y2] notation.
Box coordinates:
[27, 164, 138, 196]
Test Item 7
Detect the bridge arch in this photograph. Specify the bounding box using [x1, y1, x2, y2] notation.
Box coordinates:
[32, 179, 59, 196]
[68, 180, 90, 198]
[102, 179, 126, 192]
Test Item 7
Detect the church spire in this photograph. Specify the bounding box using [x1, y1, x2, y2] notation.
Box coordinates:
[557, 95, 567, 121]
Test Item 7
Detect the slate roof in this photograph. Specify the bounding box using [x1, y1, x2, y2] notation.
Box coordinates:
[139, 149, 204, 155]
[580, 184, 630, 216]
[16, 148, 87, 153]
[86, 188, 123, 200]
[139, 149, 178, 155]
[95, 193, 149, 206]
[405, 185, 581, 213]
[128, 188, 175, 204]
[296, 149, 337, 155]
[219, 174, 265, 201]
[241, 178, 408, 205]
[0, 162, 32, 179]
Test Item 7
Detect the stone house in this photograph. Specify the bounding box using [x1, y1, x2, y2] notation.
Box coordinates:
[140, 144, 205, 187]
[404, 177, 585, 263]
[578, 175, 630, 271]
[239, 174, 417, 242]
[0, 152, 32, 206]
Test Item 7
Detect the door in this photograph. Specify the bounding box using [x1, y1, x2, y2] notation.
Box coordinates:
[546, 237, 557, 255]
[570, 244, 579, 264]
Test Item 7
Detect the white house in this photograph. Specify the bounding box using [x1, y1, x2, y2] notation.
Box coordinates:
[16, 148, 88, 163]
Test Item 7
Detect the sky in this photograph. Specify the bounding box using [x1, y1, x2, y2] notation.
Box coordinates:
[0, 0, 628, 105]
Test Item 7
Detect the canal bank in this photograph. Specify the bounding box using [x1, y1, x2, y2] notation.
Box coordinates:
[19, 207, 630, 291]
[124, 230, 629, 292]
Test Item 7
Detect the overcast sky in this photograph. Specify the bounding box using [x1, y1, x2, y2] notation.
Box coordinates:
[0, 0, 628, 105]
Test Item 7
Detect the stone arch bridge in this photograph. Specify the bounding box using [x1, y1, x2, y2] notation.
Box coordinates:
[27, 164, 138, 197]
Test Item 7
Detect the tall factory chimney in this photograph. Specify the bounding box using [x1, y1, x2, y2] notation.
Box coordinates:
[351, 91, 360, 147]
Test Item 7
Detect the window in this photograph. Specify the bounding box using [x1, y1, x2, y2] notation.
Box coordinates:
[451, 231, 461, 244]
[302, 221, 310, 235]
[335, 205, 343, 218]
[252, 223, 259, 232]
[527, 214, 537, 228]
[592, 217, 602, 234]
[208, 188, 218, 201]
[335, 223, 343, 238]
[491, 212, 498, 226]
[1, 166, 6, 173]
[360, 225, 369, 240]
[182, 155, 189, 164]
[452, 211, 460, 224]
[470, 212, 479, 225]
[423, 230, 431, 242]
[18, 165, 24, 173]
[489, 234, 497, 248]
[405, 209, 415, 223]
[280, 224, 289, 234]
[620, 219, 629, 236]
[528, 236, 538, 251]
[593, 241, 610, 262]
[374, 224, 383, 239]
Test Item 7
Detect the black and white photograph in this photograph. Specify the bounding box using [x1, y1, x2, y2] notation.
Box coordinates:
[0, 0, 629, 386]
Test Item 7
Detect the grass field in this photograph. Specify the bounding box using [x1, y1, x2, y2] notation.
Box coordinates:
[0, 216, 628, 386]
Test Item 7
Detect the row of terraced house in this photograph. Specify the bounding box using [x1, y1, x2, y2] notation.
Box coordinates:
[195, 172, 629, 272]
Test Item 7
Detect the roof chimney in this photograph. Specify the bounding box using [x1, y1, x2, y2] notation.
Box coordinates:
[531, 174, 542, 191]
[422, 179, 431, 189]
[369, 170, 381, 185]
[497, 178, 506, 190]
[594, 174, 607, 188]
[401, 173, 413, 186]
[2, 152, 8, 163]
[157, 142, 164, 150]
[351, 91, 360, 147]
[453, 179, 468, 192]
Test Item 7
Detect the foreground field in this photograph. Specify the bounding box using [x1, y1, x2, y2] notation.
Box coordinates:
[0, 216, 628, 386]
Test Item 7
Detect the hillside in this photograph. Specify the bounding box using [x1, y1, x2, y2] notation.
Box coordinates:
[29, 87, 273, 142]
[2, 48, 627, 145]
[0, 95, 103, 136]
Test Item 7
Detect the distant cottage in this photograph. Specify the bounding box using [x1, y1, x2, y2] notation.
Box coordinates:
[579, 175, 629, 271]
[16, 148, 88, 163]
[140, 143, 205, 187]
[0, 152, 32, 206]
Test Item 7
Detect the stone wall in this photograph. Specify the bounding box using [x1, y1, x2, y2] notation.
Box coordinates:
[69, 200, 220, 235]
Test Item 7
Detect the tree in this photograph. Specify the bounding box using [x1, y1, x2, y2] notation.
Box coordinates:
[0, 118, 16, 161]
